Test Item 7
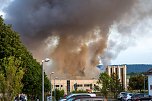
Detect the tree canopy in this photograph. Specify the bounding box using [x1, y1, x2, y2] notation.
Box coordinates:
[96, 72, 112, 100]
[110, 73, 124, 98]
[0, 56, 24, 101]
[95, 72, 124, 100]
[52, 89, 64, 101]
[0, 16, 51, 99]
[129, 74, 147, 92]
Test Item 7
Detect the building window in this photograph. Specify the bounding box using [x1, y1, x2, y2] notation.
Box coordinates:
[115, 68, 118, 75]
[111, 68, 112, 74]
[77, 84, 83, 87]
[150, 85, 152, 90]
[56, 85, 59, 87]
[84, 84, 90, 87]
[67, 80, 70, 94]
[106, 68, 108, 72]
[61, 85, 63, 87]
[121, 68, 124, 88]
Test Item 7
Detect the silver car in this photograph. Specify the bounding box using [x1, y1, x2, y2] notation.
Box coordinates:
[59, 93, 96, 101]
[117, 92, 128, 100]
[122, 93, 133, 101]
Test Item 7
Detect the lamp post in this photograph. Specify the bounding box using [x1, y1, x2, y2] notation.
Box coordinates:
[50, 72, 54, 101]
[144, 76, 146, 94]
[42, 58, 50, 101]
[54, 77, 58, 101]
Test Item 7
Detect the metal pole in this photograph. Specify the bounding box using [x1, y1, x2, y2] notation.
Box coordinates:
[50, 72, 54, 101]
[50, 74, 52, 101]
[42, 61, 44, 101]
[144, 76, 145, 94]
[54, 79, 56, 101]
[42, 58, 50, 101]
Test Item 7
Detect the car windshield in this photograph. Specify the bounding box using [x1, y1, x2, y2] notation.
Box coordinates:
[121, 92, 127, 95]
[66, 94, 74, 99]
[121, 93, 127, 97]
[123, 93, 128, 97]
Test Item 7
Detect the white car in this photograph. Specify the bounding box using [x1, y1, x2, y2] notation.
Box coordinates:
[47, 96, 52, 101]
[117, 92, 128, 100]
[59, 93, 96, 101]
[122, 93, 133, 101]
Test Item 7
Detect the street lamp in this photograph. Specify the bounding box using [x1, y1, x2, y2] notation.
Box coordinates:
[50, 72, 54, 101]
[54, 77, 58, 101]
[42, 58, 50, 101]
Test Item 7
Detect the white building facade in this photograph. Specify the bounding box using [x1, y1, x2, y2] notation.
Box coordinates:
[146, 68, 152, 96]
[148, 75, 152, 96]
[106, 65, 127, 90]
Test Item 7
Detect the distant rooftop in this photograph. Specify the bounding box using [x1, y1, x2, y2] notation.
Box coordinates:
[126, 64, 152, 73]
[97, 64, 152, 74]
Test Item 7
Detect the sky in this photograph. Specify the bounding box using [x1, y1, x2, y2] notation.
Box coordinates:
[0, 0, 152, 66]
[109, 17, 152, 65]
[111, 34, 152, 64]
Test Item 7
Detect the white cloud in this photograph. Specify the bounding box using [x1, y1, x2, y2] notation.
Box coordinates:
[0, 0, 13, 17]
[111, 36, 152, 64]
[105, 1, 152, 64]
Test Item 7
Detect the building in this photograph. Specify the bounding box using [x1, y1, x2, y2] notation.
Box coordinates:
[51, 79, 97, 94]
[51, 64, 127, 94]
[106, 65, 127, 90]
[145, 68, 152, 96]
[50, 64, 152, 94]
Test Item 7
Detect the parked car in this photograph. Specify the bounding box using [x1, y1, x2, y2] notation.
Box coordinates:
[130, 93, 152, 101]
[66, 95, 92, 101]
[14, 94, 27, 101]
[46, 96, 52, 101]
[122, 93, 133, 101]
[59, 93, 96, 101]
[117, 92, 128, 100]
[73, 96, 104, 101]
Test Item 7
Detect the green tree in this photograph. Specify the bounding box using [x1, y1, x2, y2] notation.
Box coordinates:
[0, 16, 51, 99]
[95, 72, 112, 101]
[72, 90, 87, 93]
[0, 56, 24, 101]
[110, 73, 124, 98]
[129, 74, 147, 92]
[52, 89, 64, 101]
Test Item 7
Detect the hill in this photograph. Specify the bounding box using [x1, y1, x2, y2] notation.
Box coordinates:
[97, 64, 152, 74]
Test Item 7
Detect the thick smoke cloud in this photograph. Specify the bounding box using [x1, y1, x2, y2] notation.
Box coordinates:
[5, 0, 136, 79]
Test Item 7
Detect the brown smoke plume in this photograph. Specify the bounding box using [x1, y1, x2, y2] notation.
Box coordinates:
[4, 0, 137, 79]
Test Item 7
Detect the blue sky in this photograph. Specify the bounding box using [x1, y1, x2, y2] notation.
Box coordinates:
[0, 0, 152, 65]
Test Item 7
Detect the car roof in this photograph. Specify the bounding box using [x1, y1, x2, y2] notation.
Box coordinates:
[67, 93, 96, 98]
[73, 96, 104, 101]
[120, 92, 128, 94]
